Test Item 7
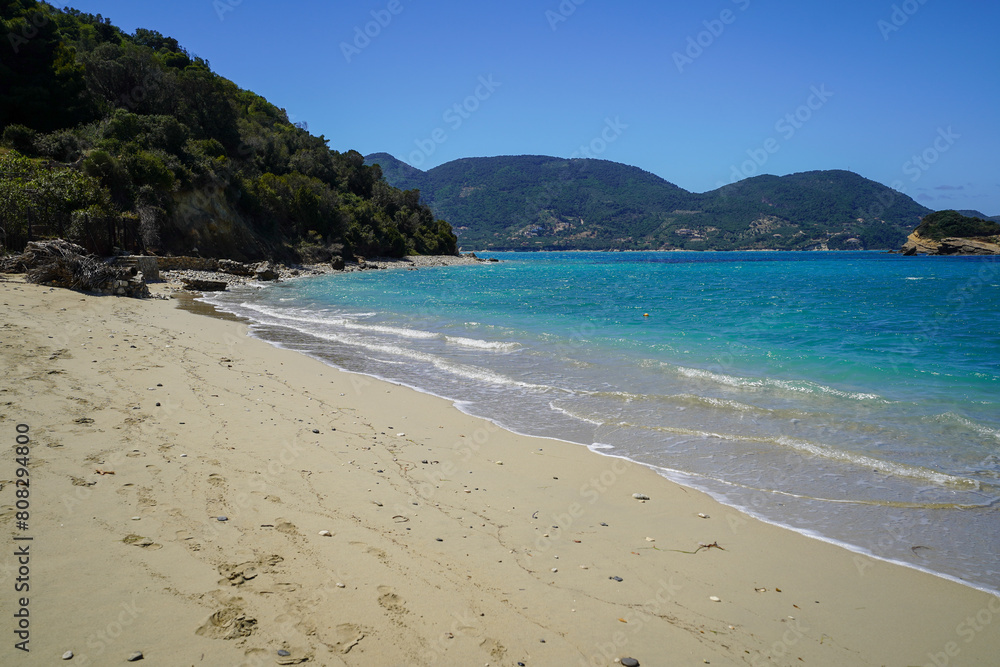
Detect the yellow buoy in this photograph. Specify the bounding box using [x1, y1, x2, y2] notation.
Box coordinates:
[643, 313, 650, 317]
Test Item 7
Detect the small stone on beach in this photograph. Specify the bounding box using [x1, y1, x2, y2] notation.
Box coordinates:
[127, 651, 143, 661]
[277, 649, 291, 656]
[632, 493, 650, 500]
[62, 650, 73, 660]
[610, 576, 623, 582]
[621, 658, 640, 667]
[709, 596, 721, 602]
[318, 530, 332, 537]
[217, 516, 228, 522]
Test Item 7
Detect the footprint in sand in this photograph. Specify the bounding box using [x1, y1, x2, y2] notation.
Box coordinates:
[332, 623, 366, 654]
[481, 638, 508, 662]
[377, 585, 406, 614]
[175, 528, 204, 549]
[218, 555, 283, 586]
[195, 606, 257, 640]
[275, 520, 299, 535]
[208, 473, 226, 487]
[122, 534, 162, 550]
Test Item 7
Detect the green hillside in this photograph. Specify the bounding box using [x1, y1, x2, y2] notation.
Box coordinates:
[366, 153, 933, 251]
[0, 2, 456, 260]
[915, 210, 1000, 240]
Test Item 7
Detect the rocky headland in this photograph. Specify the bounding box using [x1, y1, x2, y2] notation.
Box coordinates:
[900, 209, 1000, 255]
[901, 232, 1000, 256]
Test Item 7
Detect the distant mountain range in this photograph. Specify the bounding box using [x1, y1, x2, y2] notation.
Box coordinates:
[956, 210, 1000, 223]
[366, 153, 952, 251]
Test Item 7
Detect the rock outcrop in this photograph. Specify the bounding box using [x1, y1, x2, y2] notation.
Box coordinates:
[167, 186, 270, 261]
[181, 278, 228, 292]
[901, 232, 1000, 256]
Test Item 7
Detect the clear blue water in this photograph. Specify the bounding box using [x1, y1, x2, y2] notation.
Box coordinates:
[204, 251, 1000, 593]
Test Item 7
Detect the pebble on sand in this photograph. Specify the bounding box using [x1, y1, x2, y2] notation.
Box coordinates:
[62, 650, 73, 660]
[709, 596, 722, 602]
[318, 530, 332, 537]
[127, 651, 143, 661]
[632, 493, 650, 500]
[621, 658, 640, 667]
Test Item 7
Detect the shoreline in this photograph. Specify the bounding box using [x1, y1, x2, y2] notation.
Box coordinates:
[2, 274, 998, 666]
[204, 291, 1000, 600]
[198, 265, 1000, 599]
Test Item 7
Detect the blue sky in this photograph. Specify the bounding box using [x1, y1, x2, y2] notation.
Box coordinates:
[67, 0, 1000, 214]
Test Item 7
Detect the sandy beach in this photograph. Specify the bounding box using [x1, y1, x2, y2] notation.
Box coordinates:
[1, 273, 998, 667]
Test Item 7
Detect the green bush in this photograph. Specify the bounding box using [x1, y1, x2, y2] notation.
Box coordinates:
[2, 125, 38, 154]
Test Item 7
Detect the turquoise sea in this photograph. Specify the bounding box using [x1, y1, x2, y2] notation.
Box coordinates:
[204, 251, 1000, 594]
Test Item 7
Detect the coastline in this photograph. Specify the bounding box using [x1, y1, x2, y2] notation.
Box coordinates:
[2, 274, 998, 666]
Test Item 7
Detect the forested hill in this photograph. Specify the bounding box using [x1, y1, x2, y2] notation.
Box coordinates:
[366, 152, 934, 251]
[0, 2, 457, 260]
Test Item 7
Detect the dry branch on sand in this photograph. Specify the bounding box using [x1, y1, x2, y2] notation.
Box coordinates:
[1, 239, 150, 297]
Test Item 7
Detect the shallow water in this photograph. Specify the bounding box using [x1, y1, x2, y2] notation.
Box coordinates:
[203, 251, 1000, 593]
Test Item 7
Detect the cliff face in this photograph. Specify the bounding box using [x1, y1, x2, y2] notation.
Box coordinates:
[165, 187, 270, 262]
[901, 231, 1000, 255]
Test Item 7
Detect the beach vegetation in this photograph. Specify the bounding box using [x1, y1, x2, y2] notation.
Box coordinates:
[0, 1, 456, 258]
[914, 209, 1000, 240]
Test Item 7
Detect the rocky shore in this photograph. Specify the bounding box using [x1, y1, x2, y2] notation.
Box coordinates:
[160, 253, 496, 293]
[1, 239, 495, 296]
[901, 232, 1000, 256]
